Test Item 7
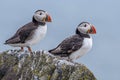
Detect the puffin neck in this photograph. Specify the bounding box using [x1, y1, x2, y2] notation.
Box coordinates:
[76, 29, 90, 38]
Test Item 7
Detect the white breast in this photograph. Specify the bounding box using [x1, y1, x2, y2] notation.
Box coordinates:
[69, 37, 93, 60]
[26, 25, 47, 46]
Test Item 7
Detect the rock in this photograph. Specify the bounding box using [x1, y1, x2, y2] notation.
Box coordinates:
[0, 50, 96, 80]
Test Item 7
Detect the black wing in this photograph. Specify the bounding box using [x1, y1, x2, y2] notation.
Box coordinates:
[49, 34, 83, 57]
[5, 22, 37, 44]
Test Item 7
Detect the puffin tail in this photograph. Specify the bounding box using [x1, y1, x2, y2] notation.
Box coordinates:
[48, 48, 62, 56]
[48, 49, 56, 54]
[4, 40, 9, 45]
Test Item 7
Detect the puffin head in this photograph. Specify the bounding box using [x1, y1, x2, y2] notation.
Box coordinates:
[76, 22, 96, 35]
[33, 10, 52, 23]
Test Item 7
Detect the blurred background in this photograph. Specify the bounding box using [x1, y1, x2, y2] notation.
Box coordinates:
[0, 0, 120, 80]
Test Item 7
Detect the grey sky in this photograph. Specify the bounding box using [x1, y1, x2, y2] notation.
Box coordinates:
[0, 0, 120, 80]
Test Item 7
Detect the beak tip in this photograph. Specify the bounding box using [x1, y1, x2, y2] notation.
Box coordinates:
[88, 25, 96, 34]
[92, 26, 96, 34]
[46, 15, 52, 22]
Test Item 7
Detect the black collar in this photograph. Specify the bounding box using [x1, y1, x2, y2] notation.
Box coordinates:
[76, 29, 90, 38]
[32, 17, 46, 26]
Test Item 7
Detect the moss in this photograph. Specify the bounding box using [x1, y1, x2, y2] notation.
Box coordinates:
[47, 75, 51, 80]
[13, 65, 18, 72]
[33, 69, 40, 76]
[0, 54, 3, 66]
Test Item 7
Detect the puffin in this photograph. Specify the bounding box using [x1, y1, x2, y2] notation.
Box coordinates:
[5, 10, 52, 52]
[49, 22, 96, 61]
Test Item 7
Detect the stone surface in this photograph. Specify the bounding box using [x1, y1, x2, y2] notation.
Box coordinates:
[0, 50, 96, 80]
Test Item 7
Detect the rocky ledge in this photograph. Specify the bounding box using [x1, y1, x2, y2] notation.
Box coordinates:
[0, 50, 96, 80]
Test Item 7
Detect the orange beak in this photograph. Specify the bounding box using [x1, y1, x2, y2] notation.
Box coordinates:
[87, 25, 96, 34]
[45, 14, 52, 22]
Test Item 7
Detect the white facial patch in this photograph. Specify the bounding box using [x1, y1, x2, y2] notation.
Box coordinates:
[33, 11, 46, 22]
[78, 23, 91, 34]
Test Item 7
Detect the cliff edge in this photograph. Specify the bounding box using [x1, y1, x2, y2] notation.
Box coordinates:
[0, 50, 96, 80]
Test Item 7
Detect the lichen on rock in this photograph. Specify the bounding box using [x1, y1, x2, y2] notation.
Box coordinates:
[0, 50, 96, 80]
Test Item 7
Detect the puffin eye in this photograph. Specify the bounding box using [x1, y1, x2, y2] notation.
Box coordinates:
[84, 24, 87, 27]
[40, 13, 42, 15]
